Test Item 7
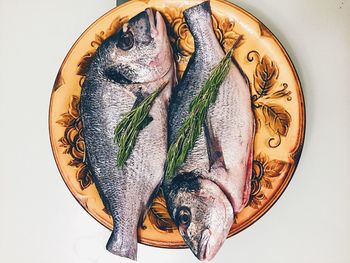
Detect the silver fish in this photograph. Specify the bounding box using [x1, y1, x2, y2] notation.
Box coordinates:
[164, 1, 254, 260]
[80, 9, 176, 260]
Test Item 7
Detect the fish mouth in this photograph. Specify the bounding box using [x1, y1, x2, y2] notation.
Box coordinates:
[146, 8, 165, 37]
[197, 228, 211, 261]
[193, 177, 234, 261]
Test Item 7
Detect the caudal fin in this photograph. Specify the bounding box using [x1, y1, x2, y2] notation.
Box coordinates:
[106, 227, 138, 260]
[183, 1, 213, 43]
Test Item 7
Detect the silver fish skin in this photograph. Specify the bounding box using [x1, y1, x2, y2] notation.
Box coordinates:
[164, 1, 254, 261]
[80, 9, 176, 260]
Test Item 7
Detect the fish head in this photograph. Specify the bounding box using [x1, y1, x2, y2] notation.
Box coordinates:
[167, 171, 234, 261]
[98, 8, 173, 84]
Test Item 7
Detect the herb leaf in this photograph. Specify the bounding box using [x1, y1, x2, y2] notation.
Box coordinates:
[114, 83, 167, 167]
[165, 37, 242, 182]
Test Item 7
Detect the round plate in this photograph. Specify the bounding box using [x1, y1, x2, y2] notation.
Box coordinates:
[49, 0, 305, 248]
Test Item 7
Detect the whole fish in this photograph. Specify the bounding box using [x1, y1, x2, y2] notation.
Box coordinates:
[164, 1, 254, 260]
[80, 9, 176, 260]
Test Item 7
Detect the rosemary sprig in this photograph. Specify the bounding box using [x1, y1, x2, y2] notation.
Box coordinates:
[114, 83, 167, 167]
[165, 37, 242, 181]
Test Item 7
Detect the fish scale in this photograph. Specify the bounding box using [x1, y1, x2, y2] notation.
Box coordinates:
[164, 1, 254, 260]
[80, 9, 176, 260]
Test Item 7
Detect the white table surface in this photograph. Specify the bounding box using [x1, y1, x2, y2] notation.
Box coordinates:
[0, 0, 349, 262]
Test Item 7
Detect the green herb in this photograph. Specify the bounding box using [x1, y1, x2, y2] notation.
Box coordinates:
[165, 37, 242, 181]
[114, 83, 167, 167]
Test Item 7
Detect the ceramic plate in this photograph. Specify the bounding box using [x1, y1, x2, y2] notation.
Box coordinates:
[49, 0, 305, 248]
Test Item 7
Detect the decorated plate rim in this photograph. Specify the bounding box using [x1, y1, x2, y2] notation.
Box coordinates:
[49, 0, 305, 249]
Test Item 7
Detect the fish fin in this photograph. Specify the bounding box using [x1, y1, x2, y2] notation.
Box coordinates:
[231, 55, 250, 87]
[241, 146, 253, 209]
[242, 126, 255, 208]
[139, 115, 153, 130]
[183, 1, 212, 43]
[132, 89, 147, 108]
[84, 152, 114, 217]
[172, 62, 178, 86]
[106, 230, 138, 260]
[203, 121, 226, 170]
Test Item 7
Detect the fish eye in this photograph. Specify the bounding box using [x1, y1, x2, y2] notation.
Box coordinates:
[118, 31, 134, 51]
[176, 207, 191, 226]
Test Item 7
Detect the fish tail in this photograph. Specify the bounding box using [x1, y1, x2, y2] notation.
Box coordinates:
[106, 226, 138, 260]
[183, 1, 213, 43]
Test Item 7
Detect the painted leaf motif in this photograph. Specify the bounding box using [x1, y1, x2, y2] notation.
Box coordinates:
[68, 95, 80, 118]
[56, 113, 74, 127]
[249, 154, 288, 209]
[58, 137, 68, 148]
[212, 15, 224, 43]
[262, 103, 291, 136]
[68, 159, 82, 167]
[77, 164, 93, 190]
[254, 56, 279, 96]
[269, 85, 292, 100]
[265, 160, 288, 178]
[260, 177, 272, 189]
[249, 198, 263, 209]
[148, 191, 176, 232]
[77, 51, 95, 76]
[250, 179, 261, 196]
[255, 152, 268, 166]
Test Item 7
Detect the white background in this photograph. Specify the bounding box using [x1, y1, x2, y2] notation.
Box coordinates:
[0, 0, 349, 262]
